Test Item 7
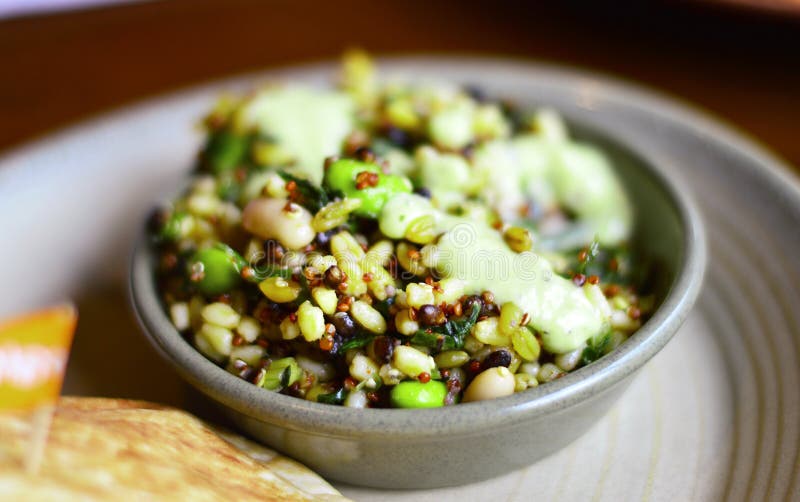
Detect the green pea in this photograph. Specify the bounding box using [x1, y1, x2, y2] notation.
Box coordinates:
[390, 380, 447, 408]
[188, 246, 242, 295]
[324, 158, 412, 218]
[203, 129, 249, 174]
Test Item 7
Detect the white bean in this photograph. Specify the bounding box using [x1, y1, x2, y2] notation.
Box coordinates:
[229, 345, 265, 366]
[236, 316, 261, 343]
[198, 324, 233, 358]
[379, 364, 403, 385]
[296, 355, 335, 383]
[350, 353, 380, 382]
[537, 362, 564, 383]
[405, 283, 434, 309]
[201, 302, 241, 329]
[297, 300, 325, 342]
[344, 390, 369, 408]
[393, 345, 435, 377]
[279, 317, 300, 340]
[394, 309, 419, 336]
[555, 346, 584, 371]
[242, 197, 315, 250]
[463, 367, 515, 402]
[519, 362, 540, 377]
[169, 302, 190, 331]
[351, 300, 387, 334]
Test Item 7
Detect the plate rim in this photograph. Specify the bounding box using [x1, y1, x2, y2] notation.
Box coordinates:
[2, 54, 798, 208]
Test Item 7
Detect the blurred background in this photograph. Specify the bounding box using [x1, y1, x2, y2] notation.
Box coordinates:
[0, 0, 799, 169]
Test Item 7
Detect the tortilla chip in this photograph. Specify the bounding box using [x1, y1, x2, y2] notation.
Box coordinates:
[0, 397, 349, 501]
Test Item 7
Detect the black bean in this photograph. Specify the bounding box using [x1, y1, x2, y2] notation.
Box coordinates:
[418, 304, 445, 326]
[263, 239, 285, 262]
[480, 302, 499, 317]
[444, 375, 463, 406]
[250, 368, 267, 385]
[504, 103, 528, 133]
[464, 84, 488, 102]
[460, 143, 476, 160]
[331, 333, 343, 355]
[239, 366, 256, 381]
[462, 296, 484, 315]
[270, 341, 293, 358]
[523, 200, 544, 221]
[385, 127, 411, 149]
[368, 336, 396, 363]
[146, 206, 168, 234]
[332, 312, 356, 337]
[483, 349, 512, 369]
[324, 155, 340, 170]
[413, 186, 432, 199]
[324, 266, 347, 288]
[315, 230, 333, 247]
[354, 146, 376, 163]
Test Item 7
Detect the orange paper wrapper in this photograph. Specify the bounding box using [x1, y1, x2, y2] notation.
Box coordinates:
[0, 305, 77, 411]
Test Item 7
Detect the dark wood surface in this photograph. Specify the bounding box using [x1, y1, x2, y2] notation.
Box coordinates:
[1, 0, 798, 170]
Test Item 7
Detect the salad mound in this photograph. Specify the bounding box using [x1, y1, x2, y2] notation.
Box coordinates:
[150, 52, 652, 408]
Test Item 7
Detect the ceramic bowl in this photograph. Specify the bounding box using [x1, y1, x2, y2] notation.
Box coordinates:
[130, 110, 706, 489]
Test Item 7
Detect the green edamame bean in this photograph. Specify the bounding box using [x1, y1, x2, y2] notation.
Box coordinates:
[511, 327, 540, 362]
[258, 357, 302, 391]
[405, 214, 437, 244]
[390, 380, 447, 408]
[434, 350, 470, 369]
[311, 198, 363, 232]
[159, 211, 189, 241]
[203, 129, 249, 174]
[325, 158, 370, 191]
[188, 246, 242, 295]
[324, 159, 412, 218]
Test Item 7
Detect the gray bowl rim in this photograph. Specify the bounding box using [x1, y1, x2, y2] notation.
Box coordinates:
[129, 58, 707, 439]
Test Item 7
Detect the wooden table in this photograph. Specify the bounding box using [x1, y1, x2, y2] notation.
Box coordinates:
[1, 1, 798, 170]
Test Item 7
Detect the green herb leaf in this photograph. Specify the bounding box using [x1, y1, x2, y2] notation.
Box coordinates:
[247, 263, 292, 282]
[157, 211, 189, 242]
[409, 329, 446, 350]
[339, 331, 375, 352]
[355, 375, 383, 391]
[210, 242, 292, 283]
[410, 302, 481, 351]
[581, 330, 612, 366]
[317, 388, 348, 405]
[203, 129, 250, 174]
[372, 297, 395, 319]
[216, 172, 242, 202]
[562, 239, 633, 285]
[278, 169, 329, 212]
[211, 242, 248, 269]
[577, 237, 601, 275]
[258, 357, 302, 391]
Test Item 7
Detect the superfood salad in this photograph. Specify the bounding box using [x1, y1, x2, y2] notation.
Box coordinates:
[150, 53, 653, 408]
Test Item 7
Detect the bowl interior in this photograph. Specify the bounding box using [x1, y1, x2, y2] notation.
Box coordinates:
[573, 124, 683, 307]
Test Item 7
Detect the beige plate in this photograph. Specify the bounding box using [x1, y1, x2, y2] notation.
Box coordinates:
[0, 58, 798, 500]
